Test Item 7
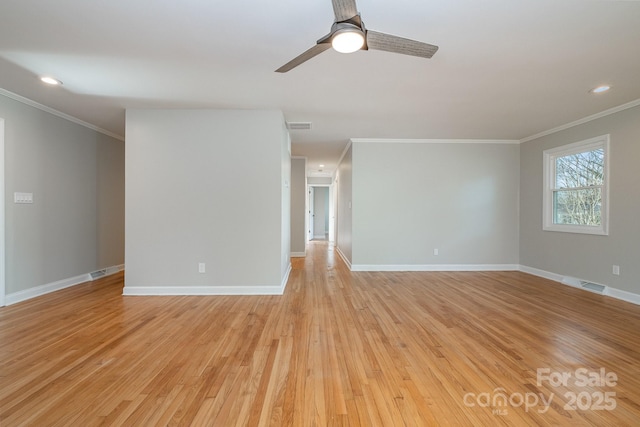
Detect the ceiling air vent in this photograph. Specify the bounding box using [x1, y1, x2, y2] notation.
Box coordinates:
[286, 122, 312, 130]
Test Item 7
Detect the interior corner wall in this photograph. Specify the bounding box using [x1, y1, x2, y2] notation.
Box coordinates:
[281, 128, 292, 278]
[335, 144, 353, 264]
[290, 157, 307, 255]
[1, 93, 125, 295]
[124, 109, 288, 292]
[520, 105, 640, 294]
[97, 133, 125, 269]
[351, 141, 520, 268]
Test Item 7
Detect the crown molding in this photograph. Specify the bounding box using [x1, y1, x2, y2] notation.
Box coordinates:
[337, 140, 353, 166]
[520, 98, 640, 143]
[0, 88, 125, 142]
[350, 138, 520, 144]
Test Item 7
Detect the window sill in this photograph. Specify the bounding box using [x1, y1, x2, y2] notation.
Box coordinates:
[543, 224, 608, 236]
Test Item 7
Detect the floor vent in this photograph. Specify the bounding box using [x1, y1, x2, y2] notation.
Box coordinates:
[286, 122, 312, 130]
[580, 281, 606, 294]
[90, 269, 107, 280]
[562, 276, 607, 294]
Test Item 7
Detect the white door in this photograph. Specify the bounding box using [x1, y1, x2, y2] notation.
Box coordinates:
[308, 187, 314, 241]
[329, 184, 336, 243]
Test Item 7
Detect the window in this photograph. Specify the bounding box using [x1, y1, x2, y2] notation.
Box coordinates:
[543, 135, 609, 235]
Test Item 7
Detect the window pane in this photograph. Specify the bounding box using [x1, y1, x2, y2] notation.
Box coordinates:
[553, 188, 602, 225]
[555, 148, 604, 188]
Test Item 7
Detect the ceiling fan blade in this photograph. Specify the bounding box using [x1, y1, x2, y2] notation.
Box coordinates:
[332, 0, 358, 22]
[366, 30, 439, 58]
[275, 43, 332, 73]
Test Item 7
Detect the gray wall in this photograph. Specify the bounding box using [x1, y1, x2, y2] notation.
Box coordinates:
[350, 141, 520, 267]
[520, 105, 640, 294]
[336, 145, 353, 263]
[308, 177, 332, 185]
[280, 127, 291, 278]
[97, 133, 126, 268]
[124, 109, 290, 291]
[290, 158, 306, 255]
[1, 93, 124, 294]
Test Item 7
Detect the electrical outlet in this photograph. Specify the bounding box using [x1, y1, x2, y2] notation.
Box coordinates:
[612, 265, 620, 276]
[14, 192, 34, 204]
[198, 263, 206, 273]
[434, 248, 439, 256]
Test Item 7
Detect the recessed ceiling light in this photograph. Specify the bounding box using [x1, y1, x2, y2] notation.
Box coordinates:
[40, 76, 62, 85]
[590, 85, 610, 94]
[319, 164, 325, 168]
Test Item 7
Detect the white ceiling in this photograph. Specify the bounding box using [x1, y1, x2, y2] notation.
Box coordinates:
[1, 0, 639, 176]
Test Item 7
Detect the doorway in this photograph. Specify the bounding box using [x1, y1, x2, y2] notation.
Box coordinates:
[308, 185, 334, 242]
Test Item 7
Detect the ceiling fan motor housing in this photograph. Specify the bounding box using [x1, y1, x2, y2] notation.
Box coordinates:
[318, 19, 368, 50]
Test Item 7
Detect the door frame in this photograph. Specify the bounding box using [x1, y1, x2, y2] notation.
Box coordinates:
[1, 118, 5, 306]
[307, 186, 314, 242]
[307, 183, 335, 243]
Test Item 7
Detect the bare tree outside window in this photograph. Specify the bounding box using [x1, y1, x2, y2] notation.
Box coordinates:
[553, 148, 604, 226]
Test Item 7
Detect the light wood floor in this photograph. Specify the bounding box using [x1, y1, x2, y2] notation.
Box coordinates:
[2, 242, 640, 426]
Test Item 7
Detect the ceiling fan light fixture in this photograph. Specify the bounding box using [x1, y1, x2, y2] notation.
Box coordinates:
[275, 0, 438, 72]
[331, 29, 365, 53]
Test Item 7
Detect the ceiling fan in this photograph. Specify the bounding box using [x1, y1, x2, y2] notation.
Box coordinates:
[275, 0, 438, 73]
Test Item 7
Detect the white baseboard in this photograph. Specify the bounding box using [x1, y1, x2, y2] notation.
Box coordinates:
[518, 265, 565, 283]
[5, 264, 125, 306]
[290, 251, 306, 258]
[123, 263, 292, 297]
[335, 246, 352, 270]
[6, 274, 90, 305]
[519, 264, 640, 306]
[350, 264, 520, 272]
[105, 264, 125, 275]
[123, 285, 285, 296]
[606, 288, 640, 306]
[281, 263, 292, 293]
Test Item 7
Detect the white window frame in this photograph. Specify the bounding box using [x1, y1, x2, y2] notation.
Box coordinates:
[543, 134, 610, 235]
